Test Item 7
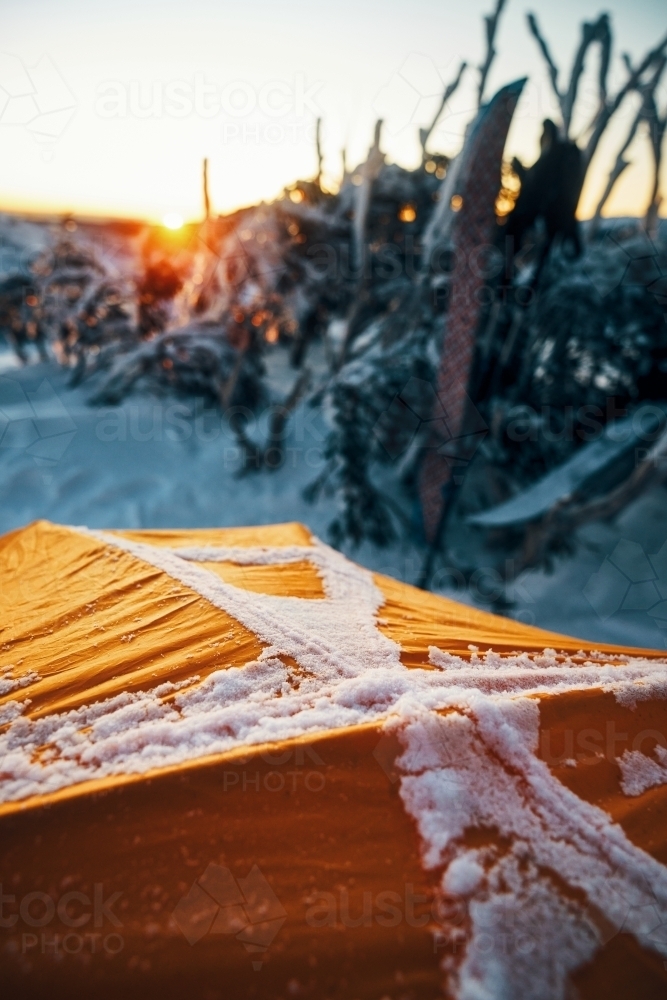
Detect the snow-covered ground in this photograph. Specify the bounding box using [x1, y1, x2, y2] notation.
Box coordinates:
[1, 350, 666, 651]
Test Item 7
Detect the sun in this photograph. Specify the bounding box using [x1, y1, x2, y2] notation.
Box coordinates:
[162, 212, 184, 230]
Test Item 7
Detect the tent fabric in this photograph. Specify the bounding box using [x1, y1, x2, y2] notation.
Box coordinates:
[1, 519, 667, 999]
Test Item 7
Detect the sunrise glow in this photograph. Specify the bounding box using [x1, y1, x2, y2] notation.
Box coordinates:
[0, 0, 664, 223]
[162, 213, 184, 230]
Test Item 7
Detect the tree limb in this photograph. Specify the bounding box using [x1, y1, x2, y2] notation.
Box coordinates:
[583, 29, 667, 169]
[593, 54, 667, 226]
[202, 158, 211, 221]
[591, 99, 643, 224]
[562, 15, 611, 137]
[420, 61, 467, 158]
[315, 117, 323, 188]
[337, 120, 384, 367]
[526, 13, 562, 117]
[644, 55, 667, 233]
[527, 12, 667, 180]
[597, 16, 612, 106]
[478, 0, 508, 107]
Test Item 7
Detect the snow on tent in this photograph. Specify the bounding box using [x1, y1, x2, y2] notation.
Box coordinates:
[2, 520, 667, 999]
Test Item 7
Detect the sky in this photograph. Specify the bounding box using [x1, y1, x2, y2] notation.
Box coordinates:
[0, 0, 665, 223]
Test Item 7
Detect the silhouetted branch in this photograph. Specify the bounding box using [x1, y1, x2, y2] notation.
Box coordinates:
[597, 17, 612, 105]
[590, 52, 666, 225]
[562, 15, 611, 136]
[591, 114, 638, 224]
[203, 158, 211, 221]
[315, 118, 323, 188]
[527, 12, 612, 137]
[337, 120, 384, 367]
[419, 61, 467, 158]
[478, 0, 508, 107]
[583, 30, 667, 169]
[527, 10, 667, 228]
[642, 55, 667, 233]
[526, 13, 562, 116]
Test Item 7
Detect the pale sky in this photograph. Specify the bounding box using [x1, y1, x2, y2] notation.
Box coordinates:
[0, 0, 665, 222]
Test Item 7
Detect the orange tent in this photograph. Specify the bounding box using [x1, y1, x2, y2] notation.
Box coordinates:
[1, 519, 667, 999]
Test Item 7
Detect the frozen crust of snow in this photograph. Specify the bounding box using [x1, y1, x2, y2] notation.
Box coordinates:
[170, 545, 319, 565]
[395, 700, 667, 999]
[618, 744, 667, 796]
[2, 526, 667, 998]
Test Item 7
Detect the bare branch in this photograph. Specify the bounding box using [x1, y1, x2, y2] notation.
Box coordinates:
[590, 50, 667, 225]
[202, 158, 210, 221]
[527, 12, 667, 200]
[562, 20, 597, 135]
[337, 121, 385, 367]
[646, 118, 667, 234]
[266, 367, 312, 464]
[233, 367, 312, 469]
[591, 103, 643, 223]
[219, 346, 245, 411]
[562, 15, 611, 136]
[478, 0, 508, 107]
[350, 119, 384, 275]
[340, 146, 348, 186]
[315, 117, 323, 188]
[644, 55, 667, 232]
[526, 13, 562, 116]
[597, 15, 612, 105]
[419, 61, 467, 158]
[583, 29, 667, 169]
[576, 51, 636, 147]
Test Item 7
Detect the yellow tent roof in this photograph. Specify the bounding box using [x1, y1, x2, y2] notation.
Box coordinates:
[1, 520, 667, 999]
